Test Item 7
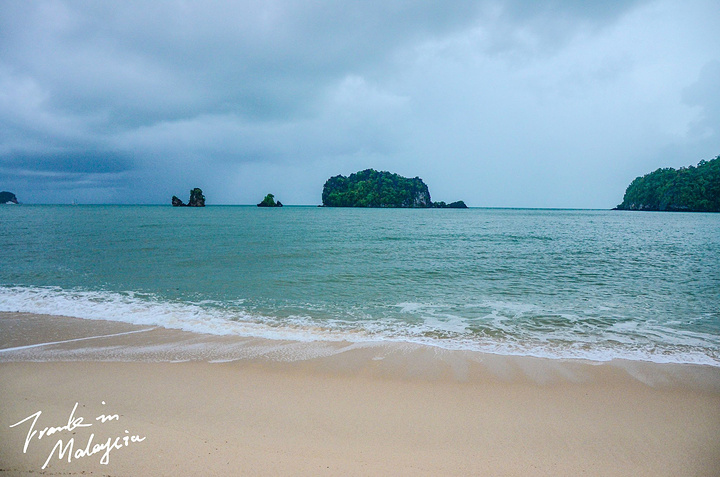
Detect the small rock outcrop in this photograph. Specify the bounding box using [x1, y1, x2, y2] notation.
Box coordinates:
[188, 188, 205, 207]
[172, 188, 205, 207]
[257, 193, 283, 207]
[0, 191, 18, 204]
[432, 200, 468, 208]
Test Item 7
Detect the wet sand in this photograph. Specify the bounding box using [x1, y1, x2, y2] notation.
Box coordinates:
[1, 312, 719, 476]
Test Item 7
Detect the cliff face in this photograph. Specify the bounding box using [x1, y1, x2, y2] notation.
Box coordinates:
[322, 169, 432, 208]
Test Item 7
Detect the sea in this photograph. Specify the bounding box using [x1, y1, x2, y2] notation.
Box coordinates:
[1, 205, 718, 366]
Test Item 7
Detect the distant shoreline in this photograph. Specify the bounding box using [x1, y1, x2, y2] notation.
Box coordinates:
[5, 203, 626, 210]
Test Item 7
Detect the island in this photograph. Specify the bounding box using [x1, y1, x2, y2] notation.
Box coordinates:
[321, 169, 467, 208]
[615, 156, 719, 212]
[172, 188, 205, 207]
[257, 194, 283, 207]
[0, 191, 18, 204]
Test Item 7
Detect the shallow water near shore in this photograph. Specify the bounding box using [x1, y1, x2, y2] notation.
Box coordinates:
[1, 205, 718, 365]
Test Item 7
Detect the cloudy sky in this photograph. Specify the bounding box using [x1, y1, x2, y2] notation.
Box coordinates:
[1, 0, 718, 207]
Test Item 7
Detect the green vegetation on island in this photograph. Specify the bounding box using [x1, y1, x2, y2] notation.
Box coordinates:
[321, 169, 466, 208]
[0, 191, 18, 204]
[257, 194, 283, 207]
[615, 156, 720, 212]
[172, 188, 205, 207]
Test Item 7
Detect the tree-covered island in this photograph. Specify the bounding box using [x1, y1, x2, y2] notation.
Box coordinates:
[321, 169, 467, 208]
[615, 156, 719, 212]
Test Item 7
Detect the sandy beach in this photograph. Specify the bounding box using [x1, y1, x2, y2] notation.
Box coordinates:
[1, 312, 719, 476]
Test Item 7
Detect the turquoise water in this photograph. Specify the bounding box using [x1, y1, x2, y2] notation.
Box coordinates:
[1, 205, 718, 364]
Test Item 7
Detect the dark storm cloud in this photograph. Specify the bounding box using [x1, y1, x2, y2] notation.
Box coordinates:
[0, 0, 484, 126]
[0, 0, 718, 205]
[2, 150, 132, 174]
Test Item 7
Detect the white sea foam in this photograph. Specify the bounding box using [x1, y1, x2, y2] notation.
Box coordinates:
[0, 286, 352, 342]
[1, 285, 718, 366]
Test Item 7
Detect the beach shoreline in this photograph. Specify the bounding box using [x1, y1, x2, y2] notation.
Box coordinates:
[1, 312, 719, 476]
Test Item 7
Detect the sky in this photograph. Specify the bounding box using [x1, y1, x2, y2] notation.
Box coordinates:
[1, 0, 718, 207]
